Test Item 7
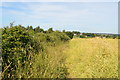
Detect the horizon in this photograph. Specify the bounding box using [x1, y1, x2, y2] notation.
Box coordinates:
[0, 2, 118, 34]
[1, 23, 119, 35]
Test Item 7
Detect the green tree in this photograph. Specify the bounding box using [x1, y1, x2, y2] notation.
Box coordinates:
[65, 31, 74, 39]
[62, 30, 65, 33]
[27, 26, 33, 30]
[47, 28, 53, 33]
[72, 31, 80, 35]
[34, 26, 44, 33]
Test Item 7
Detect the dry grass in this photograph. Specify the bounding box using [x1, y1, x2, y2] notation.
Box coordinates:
[26, 42, 69, 78]
[65, 38, 118, 78]
[2, 38, 118, 78]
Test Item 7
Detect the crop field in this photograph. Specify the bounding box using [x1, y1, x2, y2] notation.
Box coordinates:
[65, 38, 118, 78]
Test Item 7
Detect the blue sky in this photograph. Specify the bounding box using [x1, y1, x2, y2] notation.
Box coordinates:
[0, 2, 118, 33]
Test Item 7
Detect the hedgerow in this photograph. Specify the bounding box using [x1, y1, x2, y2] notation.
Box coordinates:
[2, 26, 41, 78]
[2, 25, 70, 78]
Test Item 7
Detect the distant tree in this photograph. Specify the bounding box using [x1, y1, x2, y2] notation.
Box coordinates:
[55, 30, 61, 32]
[72, 31, 80, 35]
[26, 26, 35, 35]
[63, 30, 65, 33]
[18, 25, 26, 30]
[93, 34, 97, 37]
[83, 33, 95, 38]
[112, 35, 117, 39]
[48, 28, 53, 33]
[34, 26, 44, 33]
[80, 35, 86, 38]
[10, 21, 15, 27]
[65, 31, 74, 39]
[27, 26, 33, 30]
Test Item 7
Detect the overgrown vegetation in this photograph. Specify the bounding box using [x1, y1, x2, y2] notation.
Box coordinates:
[2, 25, 70, 78]
[1, 24, 119, 79]
[65, 38, 118, 78]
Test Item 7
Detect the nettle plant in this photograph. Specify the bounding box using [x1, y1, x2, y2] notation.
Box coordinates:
[2, 25, 40, 78]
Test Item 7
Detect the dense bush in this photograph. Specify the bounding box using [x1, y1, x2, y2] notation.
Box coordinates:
[49, 31, 70, 42]
[34, 31, 70, 47]
[2, 25, 70, 78]
[2, 26, 40, 78]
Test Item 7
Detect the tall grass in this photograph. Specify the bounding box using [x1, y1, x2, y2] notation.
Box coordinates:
[29, 42, 69, 78]
[2, 26, 69, 78]
[14, 42, 69, 78]
[2, 25, 118, 78]
[65, 38, 118, 78]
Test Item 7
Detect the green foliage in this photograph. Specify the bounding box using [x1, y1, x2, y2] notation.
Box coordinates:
[64, 31, 74, 39]
[72, 31, 80, 35]
[80, 33, 96, 38]
[26, 43, 69, 78]
[62, 30, 65, 33]
[26, 26, 33, 30]
[85, 33, 95, 37]
[34, 26, 44, 33]
[47, 27, 53, 33]
[80, 35, 86, 38]
[49, 31, 70, 42]
[34, 31, 70, 47]
[2, 23, 119, 78]
[2, 25, 40, 78]
[2, 25, 69, 78]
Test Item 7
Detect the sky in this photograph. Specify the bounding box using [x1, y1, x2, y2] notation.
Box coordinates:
[1, 0, 120, 2]
[0, 2, 118, 34]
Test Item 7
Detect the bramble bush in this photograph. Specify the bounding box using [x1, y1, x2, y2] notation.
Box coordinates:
[34, 31, 70, 47]
[2, 25, 40, 78]
[49, 31, 70, 42]
[2, 25, 70, 78]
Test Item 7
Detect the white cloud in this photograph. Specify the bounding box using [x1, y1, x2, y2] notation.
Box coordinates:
[28, 3, 66, 12]
[2, 2, 117, 33]
[2, 2, 96, 27]
[14, 3, 95, 24]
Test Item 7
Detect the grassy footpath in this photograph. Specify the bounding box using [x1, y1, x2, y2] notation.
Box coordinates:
[65, 38, 118, 78]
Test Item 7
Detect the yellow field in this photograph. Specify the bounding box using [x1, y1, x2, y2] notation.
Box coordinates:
[64, 38, 118, 78]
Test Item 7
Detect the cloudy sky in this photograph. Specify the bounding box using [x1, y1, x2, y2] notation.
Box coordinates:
[0, 1, 118, 33]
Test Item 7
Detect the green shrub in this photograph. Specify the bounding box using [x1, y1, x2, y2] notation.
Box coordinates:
[80, 35, 86, 38]
[64, 31, 74, 39]
[34, 26, 44, 33]
[2, 25, 69, 78]
[47, 28, 54, 33]
[34, 31, 70, 47]
[2, 26, 40, 78]
[49, 31, 70, 42]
